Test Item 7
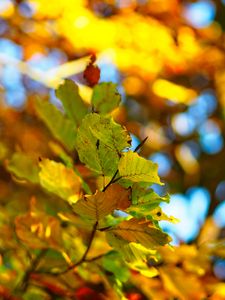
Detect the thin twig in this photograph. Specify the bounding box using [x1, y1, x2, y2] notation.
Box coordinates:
[84, 253, 106, 263]
[102, 137, 148, 191]
[134, 136, 148, 152]
[56, 221, 99, 275]
[15, 249, 47, 293]
[102, 170, 118, 192]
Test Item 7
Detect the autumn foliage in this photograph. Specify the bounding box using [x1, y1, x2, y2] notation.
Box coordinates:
[0, 1, 225, 299]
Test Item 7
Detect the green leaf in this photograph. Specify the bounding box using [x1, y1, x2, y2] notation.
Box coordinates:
[127, 185, 176, 222]
[90, 116, 131, 152]
[39, 159, 82, 204]
[7, 152, 39, 184]
[55, 79, 88, 126]
[92, 82, 121, 114]
[118, 151, 162, 184]
[128, 205, 178, 223]
[131, 184, 169, 205]
[103, 251, 130, 282]
[128, 184, 170, 218]
[35, 98, 76, 151]
[76, 113, 130, 175]
[73, 184, 131, 221]
[106, 218, 171, 249]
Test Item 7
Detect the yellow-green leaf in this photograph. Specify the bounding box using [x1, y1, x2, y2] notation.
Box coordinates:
[55, 79, 88, 126]
[35, 98, 76, 151]
[118, 151, 162, 184]
[39, 159, 82, 204]
[7, 152, 39, 184]
[92, 82, 121, 114]
[76, 113, 130, 175]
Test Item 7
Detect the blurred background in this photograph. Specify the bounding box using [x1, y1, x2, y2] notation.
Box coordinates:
[0, 0, 225, 280]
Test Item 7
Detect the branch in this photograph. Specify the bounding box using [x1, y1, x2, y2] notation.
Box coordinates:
[84, 253, 106, 263]
[15, 249, 47, 293]
[56, 221, 98, 275]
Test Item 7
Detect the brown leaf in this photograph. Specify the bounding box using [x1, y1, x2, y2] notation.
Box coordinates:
[107, 218, 171, 249]
[73, 184, 131, 221]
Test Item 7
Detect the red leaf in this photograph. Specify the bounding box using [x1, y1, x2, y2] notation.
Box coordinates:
[127, 293, 143, 300]
[83, 54, 100, 87]
[76, 287, 103, 300]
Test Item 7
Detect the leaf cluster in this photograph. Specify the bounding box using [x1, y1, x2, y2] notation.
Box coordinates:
[1, 79, 176, 298]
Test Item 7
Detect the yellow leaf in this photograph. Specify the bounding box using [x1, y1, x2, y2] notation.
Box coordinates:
[39, 159, 82, 204]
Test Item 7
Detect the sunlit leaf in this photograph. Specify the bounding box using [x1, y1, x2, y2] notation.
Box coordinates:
[107, 234, 158, 264]
[118, 151, 162, 184]
[39, 159, 82, 204]
[6, 152, 39, 184]
[124, 243, 158, 263]
[92, 82, 121, 114]
[90, 115, 131, 151]
[128, 205, 178, 223]
[127, 261, 158, 278]
[55, 79, 88, 126]
[35, 98, 76, 151]
[150, 207, 179, 223]
[131, 183, 169, 205]
[76, 113, 130, 175]
[48, 142, 91, 194]
[106, 218, 171, 249]
[73, 184, 131, 221]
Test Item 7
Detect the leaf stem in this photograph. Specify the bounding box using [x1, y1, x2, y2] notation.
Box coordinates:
[102, 137, 148, 191]
[102, 170, 118, 192]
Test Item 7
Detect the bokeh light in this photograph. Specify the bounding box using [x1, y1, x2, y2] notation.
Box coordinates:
[150, 152, 172, 177]
[161, 187, 210, 243]
[172, 113, 196, 136]
[213, 201, 225, 227]
[198, 120, 224, 154]
[0, 0, 224, 296]
[183, 0, 216, 28]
